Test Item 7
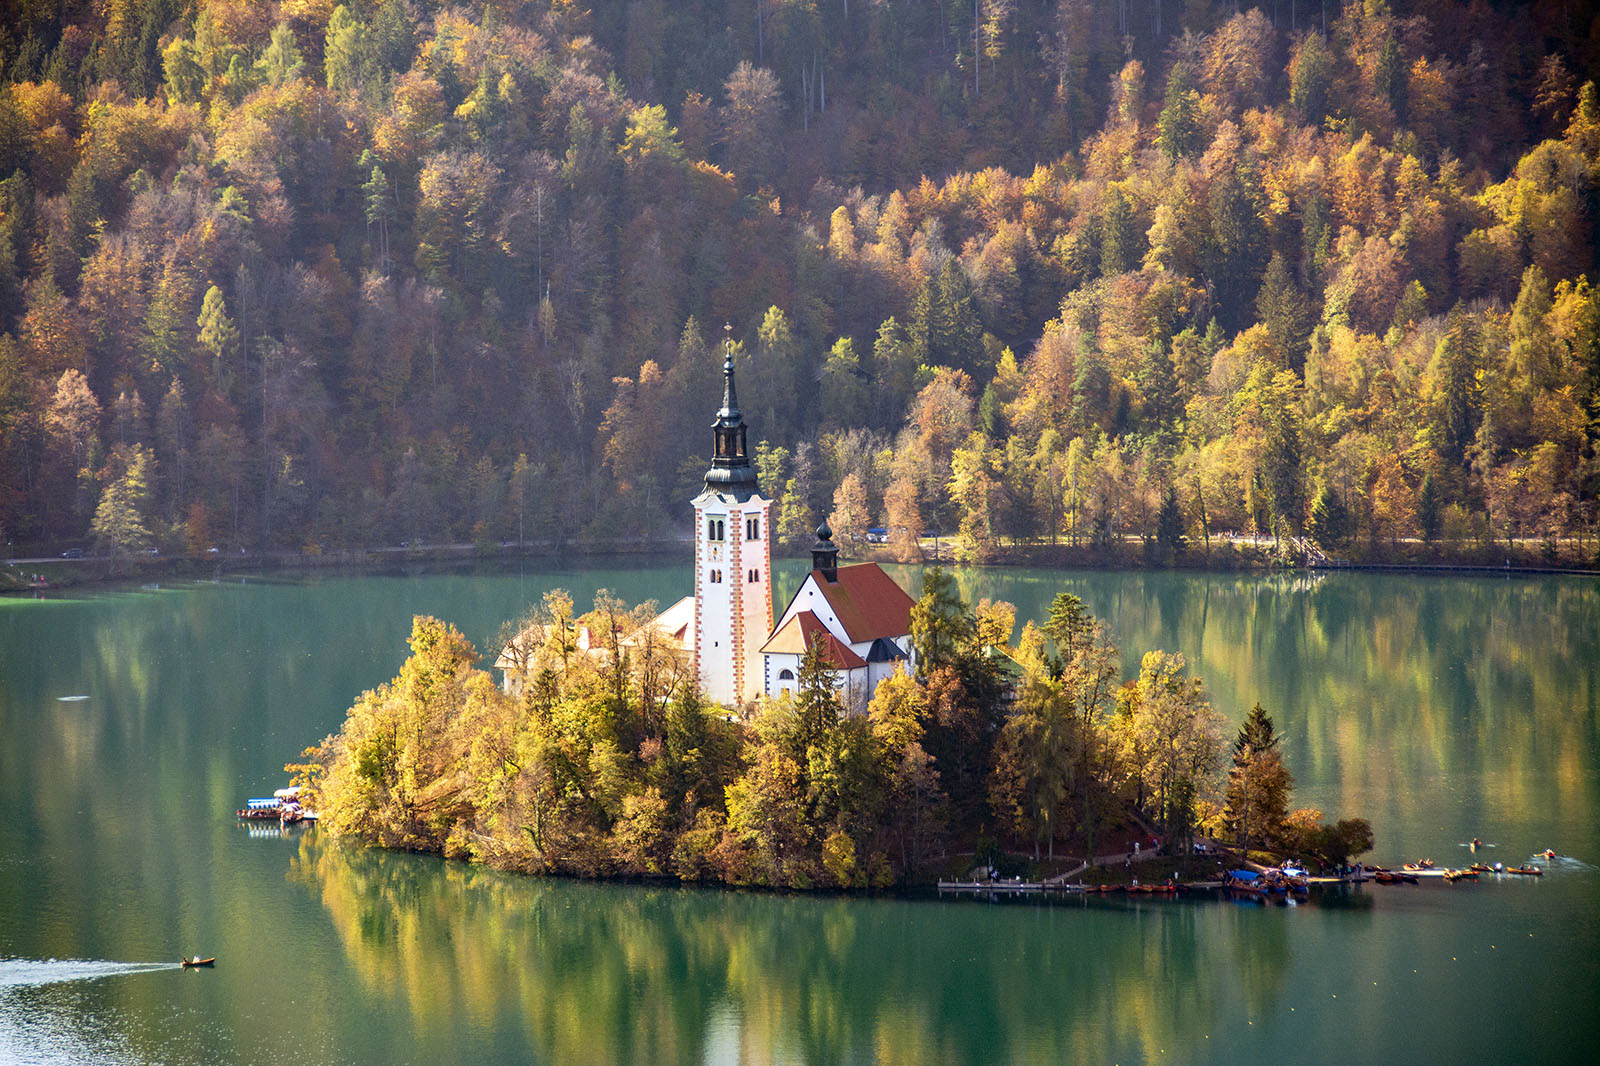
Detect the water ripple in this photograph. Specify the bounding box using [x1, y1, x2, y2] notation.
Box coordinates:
[0, 958, 177, 991]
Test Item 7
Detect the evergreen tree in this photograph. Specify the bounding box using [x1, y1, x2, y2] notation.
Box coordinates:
[1233, 701, 1281, 759]
[1374, 34, 1407, 122]
[909, 566, 972, 670]
[371, 0, 416, 74]
[1225, 702, 1291, 853]
[1290, 32, 1332, 126]
[259, 23, 304, 86]
[1157, 63, 1202, 162]
[1156, 486, 1187, 558]
[870, 316, 917, 432]
[1256, 252, 1313, 371]
[1099, 187, 1136, 277]
[819, 338, 870, 430]
[326, 6, 375, 95]
[1042, 591, 1092, 663]
[1136, 340, 1181, 433]
[1308, 485, 1350, 551]
[1429, 323, 1482, 465]
[794, 640, 843, 756]
[1417, 472, 1441, 544]
[911, 261, 985, 378]
[1206, 167, 1267, 333]
[362, 161, 394, 270]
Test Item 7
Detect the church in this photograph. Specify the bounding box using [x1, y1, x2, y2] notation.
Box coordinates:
[680, 342, 917, 712]
[499, 341, 917, 713]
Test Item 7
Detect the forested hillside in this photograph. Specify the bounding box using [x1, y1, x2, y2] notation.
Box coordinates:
[1, 0, 1597, 561]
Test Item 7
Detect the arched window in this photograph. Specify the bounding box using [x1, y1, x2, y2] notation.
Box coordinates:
[778, 669, 795, 681]
[746, 516, 760, 540]
[707, 518, 724, 541]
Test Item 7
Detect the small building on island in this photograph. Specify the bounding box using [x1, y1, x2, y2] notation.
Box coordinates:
[759, 522, 915, 714]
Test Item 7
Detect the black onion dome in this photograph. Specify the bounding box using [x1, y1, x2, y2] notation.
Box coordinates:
[703, 344, 759, 499]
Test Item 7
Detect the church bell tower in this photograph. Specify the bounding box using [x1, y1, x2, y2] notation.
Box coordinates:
[692, 326, 773, 707]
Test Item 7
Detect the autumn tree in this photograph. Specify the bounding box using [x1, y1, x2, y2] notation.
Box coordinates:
[720, 62, 783, 193]
[90, 441, 154, 557]
[1120, 651, 1224, 851]
[990, 679, 1072, 860]
[829, 472, 871, 547]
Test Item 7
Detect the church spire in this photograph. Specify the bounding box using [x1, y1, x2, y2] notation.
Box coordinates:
[704, 323, 760, 499]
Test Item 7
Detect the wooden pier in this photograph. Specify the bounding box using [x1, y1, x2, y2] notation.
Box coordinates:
[938, 880, 1061, 896]
[937, 875, 1373, 898]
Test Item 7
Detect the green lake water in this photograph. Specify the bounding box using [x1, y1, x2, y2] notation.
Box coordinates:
[1, 562, 1596, 1065]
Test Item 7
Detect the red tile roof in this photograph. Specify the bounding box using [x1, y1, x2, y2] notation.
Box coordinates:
[805, 563, 914, 643]
[759, 610, 868, 669]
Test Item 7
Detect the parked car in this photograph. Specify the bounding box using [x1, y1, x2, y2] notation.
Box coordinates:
[60, 548, 84, 558]
[865, 527, 887, 543]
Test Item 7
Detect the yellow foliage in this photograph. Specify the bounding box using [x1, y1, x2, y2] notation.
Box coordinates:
[280, 0, 337, 35]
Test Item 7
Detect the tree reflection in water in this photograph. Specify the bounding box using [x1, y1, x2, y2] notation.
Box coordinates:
[292, 835, 1318, 1065]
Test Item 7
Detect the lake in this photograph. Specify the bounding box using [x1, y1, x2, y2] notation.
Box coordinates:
[2, 562, 1596, 1065]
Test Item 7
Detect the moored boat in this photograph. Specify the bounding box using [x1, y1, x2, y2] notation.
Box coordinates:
[236, 794, 319, 823]
[237, 797, 281, 819]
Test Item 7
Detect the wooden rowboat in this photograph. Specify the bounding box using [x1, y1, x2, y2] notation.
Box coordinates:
[181, 956, 215, 968]
[1503, 865, 1543, 876]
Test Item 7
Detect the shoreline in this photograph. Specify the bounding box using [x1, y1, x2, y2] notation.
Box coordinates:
[8, 535, 1598, 595]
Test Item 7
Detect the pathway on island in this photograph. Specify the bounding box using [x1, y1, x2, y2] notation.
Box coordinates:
[1045, 840, 1229, 885]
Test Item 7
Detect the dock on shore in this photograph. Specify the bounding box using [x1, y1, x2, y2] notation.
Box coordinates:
[937, 874, 1372, 898]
